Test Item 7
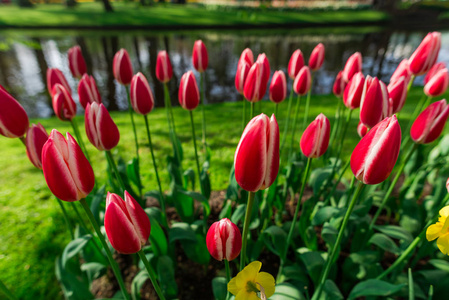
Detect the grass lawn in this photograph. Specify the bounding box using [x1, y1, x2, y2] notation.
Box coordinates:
[0, 87, 445, 299]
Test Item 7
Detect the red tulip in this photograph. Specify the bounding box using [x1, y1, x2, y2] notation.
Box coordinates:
[104, 191, 151, 254]
[424, 62, 446, 85]
[342, 52, 362, 83]
[357, 121, 368, 138]
[332, 71, 346, 98]
[235, 60, 251, 95]
[42, 130, 95, 202]
[52, 84, 77, 121]
[25, 123, 48, 169]
[446, 177, 449, 193]
[293, 66, 312, 96]
[178, 71, 200, 110]
[409, 32, 441, 76]
[206, 218, 242, 261]
[300, 113, 330, 158]
[309, 43, 325, 71]
[156, 50, 173, 83]
[239, 48, 254, 66]
[424, 67, 449, 97]
[130, 72, 154, 115]
[388, 76, 408, 114]
[113, 48, 133, 85]
[288, 49, 305, 80]
[351, 115, 401, 185]
[390, 59, 412, 84]
[343, 72, 365, 109]
[234, 114, 279, 192]
[269, 70, 287, 104]
[359, 76, 390, 128]
[47, 68, 71, 96]
[256, 53, 270, 84]
[243, 61, 268, 102]
[78, 74, 101, 109]
[85, 102, 120, 151]
[192, 40, 208, 73]
[0, 87, 29, 138]
[68, 45, 87, 79]
[411, 99, 449, 144]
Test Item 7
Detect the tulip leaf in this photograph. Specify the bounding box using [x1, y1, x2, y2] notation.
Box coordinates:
[298, 251, 325, 285]
[428, 259, 449, 273]
[177, 188, 211, 220]
[311, 206, 340, 226]
[55, 256, 93, 300]
[219, 199, 232, 220]
[169, 222, 197, 244]
[80, 262, 106, 288]
[348, 279, 405, 299]
[127, 157, 143, 191]
[89, 185, 106, 225]
[200, 160, 211, 200]
[183, 168, 196, 191]
[373, 225, 413, 243]
[321, 222, 338, 247]
[231, 204, 246, 225]
[323, 279, 344, 300]
[148, 216, 168, 256]
[62, 235, 92, 268]
[131, 269, 149, 300]
[157, 255, 178, 298]
[167, 156, 184, 188]
[212, 277, 227, 300]
[169, 130, 184, 165]
[368, 233, 401, 255]
[181, 233, 211, 265]
[226, 165, 240, 203]
[270, 283, 306, 300]
[263, 225, 287, 257]
[308, 166, 333, 195]
[170, 184, 194, 223]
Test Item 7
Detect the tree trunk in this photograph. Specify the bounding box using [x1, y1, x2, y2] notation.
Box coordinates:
[101, 0, 114, 12]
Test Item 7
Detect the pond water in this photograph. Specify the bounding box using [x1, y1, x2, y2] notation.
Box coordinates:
[1, 27, 449, 118]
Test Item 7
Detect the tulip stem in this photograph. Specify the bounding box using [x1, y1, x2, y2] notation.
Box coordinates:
[56, 198, 74, 239]
[0, 279, 16, 300]
[70, 118, 90, 162]
[225, 259, 231, 300]
[327, 101, 343, 158]
[200, 72, 207, 158]
[301, 76, 313, 131]
[164, 83, 182, 165]
[105, 150, 127, 194]
[72, 202, 104, 254]
[280, 88, 294, 153]
[402, 95, 432, 151]
[312, 181, 364, 300]
[79, 198, 131, 300]
[242, 97, 247, 131]
[250, 102, 255, 119]
[240, 191, 255, 271]
[288, 94, 301, 159]
[275, 103, 278, 117]
[322, 159, 351, 207]
[137, 250, 167, 300]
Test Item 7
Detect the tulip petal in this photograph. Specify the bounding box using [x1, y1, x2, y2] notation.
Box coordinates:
[96, 104, 120, 150]
[261, 115, 279, 189]
[124, 191, 151, 245]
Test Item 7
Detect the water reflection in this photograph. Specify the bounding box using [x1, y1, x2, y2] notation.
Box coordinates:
[0, 28, 447, 118]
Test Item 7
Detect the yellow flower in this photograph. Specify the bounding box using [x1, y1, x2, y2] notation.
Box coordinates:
[228, 261, 275, 300]
[427, 206, 449, 255]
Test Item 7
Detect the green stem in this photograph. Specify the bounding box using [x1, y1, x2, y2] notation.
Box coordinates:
[79, 199, 131, 300]
[164, 83, 181, 165]
[407, 75, 415, 92]
[164, 83, 177, 134]
[242, 97, 247, 132]
[70, 118, 90, 162]
[105, 150, 127, 194]
[190, 111, 204, 196]
[137, 250, 166, 300]
[56, 198, 74, 239]
[250, 102, 255, 119]
[288, 94, 301, 159]
[0, 279, 16, 300]
[200, 72, 207, 157]
[322, 159, 351, 207]
[301, 77, 313, 131]
[328, 101, 343, 157]
[275, 103, 278, 117]
[240, 191, 256, 271]
[72, 202, 103, 254]
[280, 88, 294, 153]
[402, 95, 432, 151]
[225, 259, 231, 300]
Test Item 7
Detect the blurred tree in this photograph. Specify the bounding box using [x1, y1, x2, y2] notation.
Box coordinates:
[101, 0, 114, 12]
[14, 0, 33, 7]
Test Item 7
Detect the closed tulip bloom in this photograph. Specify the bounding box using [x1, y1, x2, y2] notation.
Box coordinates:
[235, 60, 251, 95]
[25, 123, 49, 169]
[104, 191, 151, 254]
[309, 43, 325, 71]
[156, 50, 173, 83]
[343, 72, 365, 109]
[0, 87, 29, 138]
[424, 62, 446, 85]
[447, 177, 449, 193]
[256, 53, 271, 84]
[300, 113, 330, 158]
[360, 76, 390, 128]
[179, 71, 200, 110]
[234, 114, 279, 192]
[410, 99, 449, 144]
[342, 52, 362, 83]
[206, 218, 242, 261]
[78, 74, 101, 109]
[269, 70, 287, 104]
[351, 115, 401, 185]
[47, 68, 71, 96]
[85, 102, 120, 151]
[192, 40, 208, 73]
[409, 32, 441, 76]
[388, 76, 408, 114]
[424, 68, 449, 97]
[52, 84, 77, 121]
[239, 48, 254, 66]
[293, 66, 312, 96]
[288, 49, 305, 80]
[68, 45, 87, 79]
[113, 48, 133, 86]
[357, 121, 368, 138]
[332, 71, 346, 98]
[42, 130, 95, 202]
[243, 61, 268, 102]
[130, 72, 154, 115]
[390, 59, 412, 84]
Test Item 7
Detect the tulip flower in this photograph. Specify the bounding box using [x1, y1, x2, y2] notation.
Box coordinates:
[410, 99, 449, 144]
[409, 32, 441, 76]
[52, 84, 77, 121]
[228, 261, 275, 300]
[239, 48, 254, 66]
[342, 52, 362, 83]
[178, 71, 200, 111]
[447, 177, 449, 193]
[332, 71, 346, 98]
[351, 115, 401, 185]
[234, 114, 279, 192]
[85, 102, 120, 151]
[269, 70, 287, 104]
[359, 76, 390, 128]
[309, 43, 325, 71]
[235, 60, 251, 95]
[388, 76, 408, 114]
[293, 66, 312, 96]
[357, 121, 368, 138]
[288, 49, 305, 80]
[343, 72, 365, 109]
[424, 67, 449, 97]
[206, 218, 242, 261]
[243, 61, 268, 102]
[104, 191, 151, 254]
[0, 86, 29, 138]
[390, 59, 412, 84]
[42, 130, 95, 202]
[256, 53, 270, 85]
[300, 113, 330, 158]
[156, 50, 173, 83]
[47, 68, 71, 96]
[78, 74, 102, 109]
[68, 45, 87, 79]
[129, 72, 155, 115]
[113, 48, 133, 86]
[426, 205, 449, 255]
[424, 62, 446, 85]
[25, 123, 49, 169]
[192, 40, 208, 73]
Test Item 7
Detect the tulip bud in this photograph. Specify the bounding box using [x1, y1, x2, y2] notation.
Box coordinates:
[68, 45, 87, 79]
[130, 72, 154, 115]
[390, 59, 412, 84]
[243, 61, 268, 102]
[360, 76, 390, 128]
[104, 191, 151, 254]
[269, 70, 287, 104]
[300, 113, 330, 158]
[388, 76, 408, 114]
[85, 102, 120, 151]
[357, 121, 368, 138]
[52, 84, 77, 121]
[206, 218, 242, 261]
[235, 60, 251, 95]
[410, 99, 449, 144]
[239, 48, 254, 66]
[113, 48, 133, 86]
[156, 50, 173, 83]
[78, 74, 101, 109]
[424, 62, 446, 85]
[0, 87, 29, 138]
[409, 32, 441, 76]
[25, 123, 49, 169]
[446, 178, 449, 193]
[234, 114, 279, 192]
[178, 71, 200, 111]
[192, 40, 208, 73]
[309, 43, 325, 71]
[47, 68, 71, 96]
[42, 130, 95, 202]
[343, 72, 365, 109]
[424, 68, 449, 97]
[332, 71, 346, 98]
[293, 66, 312, 96]
[342, 52, 362, 83]
[351, 115, 401, 185]
[288, 49, 305, 80]
[256, 53, 271, 85]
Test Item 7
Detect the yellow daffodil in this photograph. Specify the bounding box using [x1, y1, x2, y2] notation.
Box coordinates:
[427, 206, 449, 255]
[228, 261, 275, 300]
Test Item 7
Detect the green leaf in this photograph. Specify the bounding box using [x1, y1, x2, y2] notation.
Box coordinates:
[169, 222, 197, 243]
[157, 255, 178, 298]
[183, 168, 196, 190]
[148, 216, 168, 256]
[409, 268, 415, 300]
[322, 279, 344, 300]
[170, 184, 194, 223]
[127, 157, 142, 191]
[368, 233, 400, 255]
[169, 130, 184, 164]
[429, 259, 449, 273]
[181, 233, 210, 265]
[262, 226, 287, 257]
[312, 206, 340, 226]
[81, 262, 106, 287]
[212, 277, 227, 300]
[131, 269, 149, 300]
[348, 279, 405, 299]
[55, 256, 93, 300]
[167, 156, 184, 187]
[226, 165, 239, 202]
[200, 160, 212, 199]
[270, 283, 306, 300]
[308, 166, 333, 195]
[231, 204, 246, 225]
[321, 223, 338, 247]
[177, 188, 210, 219]
[373, 225, 413, 243]
[90, 185, 106, 224]
[298, 251, 325, 285]
[62, 235, 92, 268]
[219, 199, 232, 220]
